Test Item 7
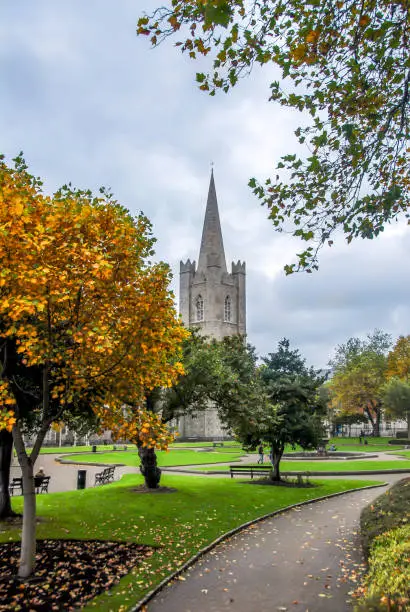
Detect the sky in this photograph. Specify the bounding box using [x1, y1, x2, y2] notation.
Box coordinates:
[1, 1, 409, 369]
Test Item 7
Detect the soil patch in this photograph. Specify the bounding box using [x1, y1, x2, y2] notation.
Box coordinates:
[247, 478, 315, 488]
[0, 539, 156, 611]
[130, 485, 177, 494]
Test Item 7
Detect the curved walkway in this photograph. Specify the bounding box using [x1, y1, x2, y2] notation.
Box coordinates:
[144, 474, 403, 612]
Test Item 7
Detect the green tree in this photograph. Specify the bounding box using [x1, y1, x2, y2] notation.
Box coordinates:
[381, 377, 410, 438]
[158, 332, 261, 430]
[137, 0, 410, 272]
[328, 330, 391, 436]
[224, 339, 325, 480]
[231, 379, 323, 481]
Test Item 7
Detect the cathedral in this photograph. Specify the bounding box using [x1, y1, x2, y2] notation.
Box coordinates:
[177, 170, 246, 439]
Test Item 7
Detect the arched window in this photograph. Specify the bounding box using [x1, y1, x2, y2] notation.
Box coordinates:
[224, 295, 231, 322]
[196, 295, 204, 322]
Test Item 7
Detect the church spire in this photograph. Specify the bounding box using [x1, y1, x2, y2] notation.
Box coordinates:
[197, 169, 227, 273]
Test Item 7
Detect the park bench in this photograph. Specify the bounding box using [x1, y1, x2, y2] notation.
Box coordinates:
[229, 465, 271, 478]
[212, 441, 224, 447]
[9, 476, 50, 495]
[229, 465, 310, 484]
[35, 475, 50, 494]
[94, 466, 115, 486]
[9, 477, 23, 496]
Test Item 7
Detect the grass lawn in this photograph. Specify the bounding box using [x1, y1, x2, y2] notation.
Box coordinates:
[61, 448, 245, 467]
[195, 459, 410, 472]
[31, 444, 121, 455]
[386, 449, 410, 458]
[1, 473, 381, 611]
[326, 437, 406, 452]
[31, 437, 405, 456]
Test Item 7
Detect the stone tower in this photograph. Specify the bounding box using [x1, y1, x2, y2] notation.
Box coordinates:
[178, 170, 246, 439]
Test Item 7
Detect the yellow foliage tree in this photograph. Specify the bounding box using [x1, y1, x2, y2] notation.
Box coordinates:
[387, 335, 410, 381]
[0, 155, 188, 578]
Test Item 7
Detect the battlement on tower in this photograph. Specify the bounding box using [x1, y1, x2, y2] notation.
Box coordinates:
[231, 260, 246, 274]
[180, 259, 196, 274]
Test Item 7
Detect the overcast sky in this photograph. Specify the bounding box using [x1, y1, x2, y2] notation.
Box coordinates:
[1, 1, 409, 368]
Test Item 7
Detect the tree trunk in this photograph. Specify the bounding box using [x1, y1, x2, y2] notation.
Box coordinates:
[138, 445, 161, 489]
[0, 429, 17, 519]
[269, 447, 283, 482]
[407, 410, 410, 439]
[364, 405, 377, 436]
[12, 424, 37, 578]
[374, 404, 381, 437]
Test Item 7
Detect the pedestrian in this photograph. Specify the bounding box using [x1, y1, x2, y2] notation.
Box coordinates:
[34, 467, 46, 485]
[257, 444, 264, 464]
[359, 429, 364, 444]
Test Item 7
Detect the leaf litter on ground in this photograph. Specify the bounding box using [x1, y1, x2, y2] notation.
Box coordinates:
[0, 539, 156, 611]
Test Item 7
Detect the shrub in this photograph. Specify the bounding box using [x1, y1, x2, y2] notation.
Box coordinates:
[360, 478, 410, 556]
[361, 525, 410, 610]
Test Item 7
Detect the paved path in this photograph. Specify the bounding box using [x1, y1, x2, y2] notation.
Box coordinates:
[146, 475, 403, 612]
[10, 453, 138, 493]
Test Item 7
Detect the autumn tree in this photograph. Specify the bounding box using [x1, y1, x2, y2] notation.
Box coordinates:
[328, 330, 391, 436]
[0, 156, 187, 578]
[383, 335, 410, 436]
[387, 335, 410, 380]
[137, 0, 410, 272]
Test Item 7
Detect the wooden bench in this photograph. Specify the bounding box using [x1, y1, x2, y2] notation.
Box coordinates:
[95, 466, 115, 486]
[212, 441, 224, 448]
[229, 465, 310, 484]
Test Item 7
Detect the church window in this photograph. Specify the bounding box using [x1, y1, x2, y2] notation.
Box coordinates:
[196, 295, 204, 322]
[224, 295, 231, 322]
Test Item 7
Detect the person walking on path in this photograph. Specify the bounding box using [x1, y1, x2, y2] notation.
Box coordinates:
[257, 444, 264, 464]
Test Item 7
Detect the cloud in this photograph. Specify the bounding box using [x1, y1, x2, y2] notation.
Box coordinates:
[1, 0, 409, 370]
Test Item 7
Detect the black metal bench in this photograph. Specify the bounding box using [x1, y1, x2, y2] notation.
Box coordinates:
[9, 476, 50, 495]
[229, 465, 271, 478]
[95, 466, 115, 486]
[229, 465, 310, 484]
[9, 477, 23, 496]
[35, 476, 50, 494]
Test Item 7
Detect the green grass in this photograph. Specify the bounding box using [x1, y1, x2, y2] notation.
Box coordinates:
[31, 444, 123, 455]
[31, 437, 405, 456]
[387, 449, 410, 458]
[61, 448, 245, 467]
[195, 459, 410, 472]
[321, 437, 406, 453]
[1, 474, 381, 611]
